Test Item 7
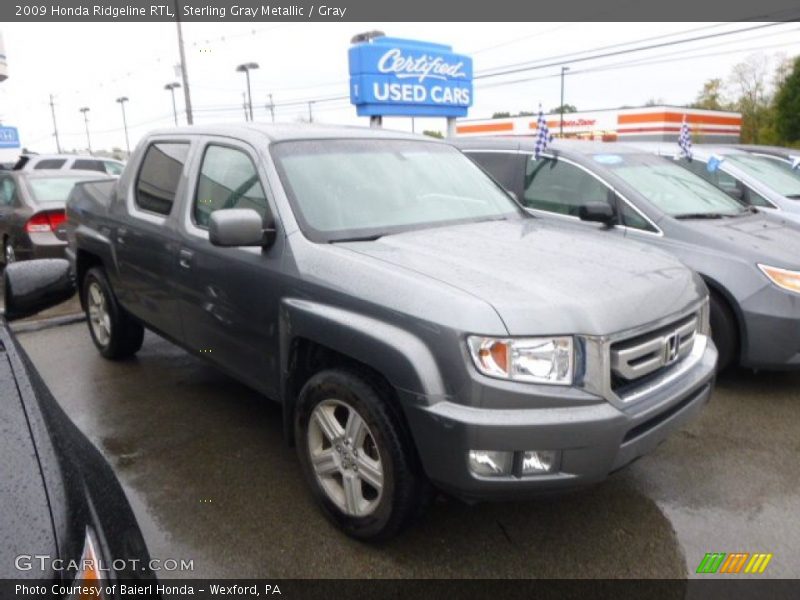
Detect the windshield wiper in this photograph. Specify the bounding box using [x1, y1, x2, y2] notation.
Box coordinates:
[674, 212, 727, 220]
[329, 234, 384, 243]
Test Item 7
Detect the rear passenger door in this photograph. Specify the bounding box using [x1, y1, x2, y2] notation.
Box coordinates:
[174, 139, 284, 397]
[115, 140, 190, 342]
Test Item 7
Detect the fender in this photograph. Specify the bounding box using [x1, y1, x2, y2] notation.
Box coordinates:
[279, 297, 447, 439]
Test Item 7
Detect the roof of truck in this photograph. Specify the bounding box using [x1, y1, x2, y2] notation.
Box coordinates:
[146, 122, 437, 143]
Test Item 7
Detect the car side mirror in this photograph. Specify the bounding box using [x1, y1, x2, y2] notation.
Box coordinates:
[209, 209, 276, 248]
[578, 202, 616, 226]
[3, 259, 75, 322]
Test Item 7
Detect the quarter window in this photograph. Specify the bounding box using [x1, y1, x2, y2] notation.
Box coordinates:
[524, 157, 612, 216]
[0, 177, 16, 206]
[194, 145, 268, 229]
[135, 142, 190, 216]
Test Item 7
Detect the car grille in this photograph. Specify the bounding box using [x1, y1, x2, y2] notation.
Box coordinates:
[610, 314, 698, 393]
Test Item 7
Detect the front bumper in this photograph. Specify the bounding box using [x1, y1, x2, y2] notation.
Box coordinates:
[403, 339, 716, 500]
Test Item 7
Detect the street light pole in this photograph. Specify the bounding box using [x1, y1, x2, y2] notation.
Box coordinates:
[116, 96, 130, 156]
[267, 93, 275, 123]
[236, 62, 259, 122]
[559, 66, 570, 138]
[49, 94, 62, 153]
[308, 101, 315, 123]
[164, 82, 181, 126]
[79, 107, 92, 155]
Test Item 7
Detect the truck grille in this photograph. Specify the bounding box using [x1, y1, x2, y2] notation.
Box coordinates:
[610, 314, 697, 392]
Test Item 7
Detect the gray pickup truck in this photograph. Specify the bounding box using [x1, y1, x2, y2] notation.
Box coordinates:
[66, 124, 717, 540]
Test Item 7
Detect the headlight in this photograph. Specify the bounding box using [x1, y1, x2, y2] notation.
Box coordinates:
[758, 264, 800, 295]
[467, 336, 573, 385]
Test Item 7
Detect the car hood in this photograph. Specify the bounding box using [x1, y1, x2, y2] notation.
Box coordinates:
[340, 219, 703, 336]
[676, 212, 800, 269]
[0, 347, 56, 576]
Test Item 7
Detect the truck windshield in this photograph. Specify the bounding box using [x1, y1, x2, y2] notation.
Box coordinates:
[271, 139, 523, 242]
[599, 154, 747, 218]
[28, 176, 95, 203]
[725, 154, 800, 198]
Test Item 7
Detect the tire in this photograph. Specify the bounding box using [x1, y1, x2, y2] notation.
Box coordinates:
[709, 291, 738, 372]
[82, 267, 144, 360]
[295, 368, 428, 541]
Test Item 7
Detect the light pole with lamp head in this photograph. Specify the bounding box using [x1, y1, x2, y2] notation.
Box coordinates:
[164, 82, 181, 126]
[559, 66, 570, 137]
[116, 96, 130, 156]
[79, 107, 92, 155]
[236, 62, 259, 122]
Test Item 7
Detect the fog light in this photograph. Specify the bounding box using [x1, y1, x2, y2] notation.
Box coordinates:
[522, 450, 558, 474]
[468, 450, 513, 477]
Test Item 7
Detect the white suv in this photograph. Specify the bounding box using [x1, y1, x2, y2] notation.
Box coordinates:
[14, 154, 124, 176]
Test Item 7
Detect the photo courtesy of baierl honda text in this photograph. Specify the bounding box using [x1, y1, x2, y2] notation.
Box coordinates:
[1, 0, 800, 598]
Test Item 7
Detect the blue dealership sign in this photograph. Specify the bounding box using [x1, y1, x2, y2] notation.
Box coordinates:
[349, 37, 473, 118]
[0, 126, 20, 149]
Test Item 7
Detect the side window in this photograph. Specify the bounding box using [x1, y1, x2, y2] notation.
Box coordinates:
[0, 177, 16, 206]
[104, 161, 124, 176]
[72, 159, 106, 172]
[135, 142, 190, 216]
[745, 187, 773, 208]
[619, 200, 658, 233]
[34, 159, 67, 169]
[193, 145, 268, 229]
[466, 152, 524, 197]
[524, 157, 611, 217]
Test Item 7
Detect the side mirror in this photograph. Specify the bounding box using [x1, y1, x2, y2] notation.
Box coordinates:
[3, 259, 75, 321]
[578, 202, 616, 226]
[209, 209, 276, 248]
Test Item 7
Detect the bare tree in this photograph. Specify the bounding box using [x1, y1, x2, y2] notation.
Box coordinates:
[729, 53, 771, 143]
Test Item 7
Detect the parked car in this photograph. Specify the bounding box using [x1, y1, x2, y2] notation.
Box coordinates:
[0, 169, 109, 265]
[623, 143, 800, 225]
[457, 138, 800, 371]
[1, 259, 156, 592]
[14, 153, 125, 176]
[67, 124, 716, 540]
[733, 144, 800, 169]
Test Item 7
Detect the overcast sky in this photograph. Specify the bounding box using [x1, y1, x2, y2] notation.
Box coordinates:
[1, 21, 799, 154]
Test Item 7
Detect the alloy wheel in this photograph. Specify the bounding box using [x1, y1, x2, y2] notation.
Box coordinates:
[87, 281, 111, 346]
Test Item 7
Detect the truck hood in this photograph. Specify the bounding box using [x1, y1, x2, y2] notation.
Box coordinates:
[677, 212, 800, 269]
[340, 219, 703, 336]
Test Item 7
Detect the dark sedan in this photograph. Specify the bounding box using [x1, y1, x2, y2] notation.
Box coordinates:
[1, 260, 157, 596]
[457, 137, 800, 371]
[0, 170, 109, 265]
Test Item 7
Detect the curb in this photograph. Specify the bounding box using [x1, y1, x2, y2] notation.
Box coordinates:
[10, 313, 86, 334]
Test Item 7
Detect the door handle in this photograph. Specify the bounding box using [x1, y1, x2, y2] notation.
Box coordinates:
[116, 226, 127, 245]
[179, 249, 194, 269]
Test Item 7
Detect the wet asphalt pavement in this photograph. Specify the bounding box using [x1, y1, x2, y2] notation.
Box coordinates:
[12, 318, 800, 580]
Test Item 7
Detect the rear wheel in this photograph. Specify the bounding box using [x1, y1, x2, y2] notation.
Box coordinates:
[295, 369, 428, 541]
[82, 267, 144, 359]
[3, 238, 15, 265]
[709, 291, 738, 371]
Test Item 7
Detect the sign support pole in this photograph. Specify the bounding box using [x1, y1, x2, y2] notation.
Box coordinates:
[370, 116, 383, 129]
[447, 117, 456, 139]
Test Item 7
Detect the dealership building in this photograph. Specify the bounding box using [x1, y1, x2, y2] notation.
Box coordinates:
[455, 105, 742, 143]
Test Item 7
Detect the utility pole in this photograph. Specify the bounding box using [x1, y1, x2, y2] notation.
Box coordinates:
[174, 0, 194, 124]
[559, 66, 570, 137]
[79, 107, 92, 155]
[164, 82, 181, 126]
[308, 101, 315, 123]
[116, 96, 130, 155]
[49, 94, 62, 153]
[267, 93, 275, 123]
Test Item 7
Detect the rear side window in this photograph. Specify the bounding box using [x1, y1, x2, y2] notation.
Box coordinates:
[34, 159, 67, 170]
[135, 142, 190, 216]
[104, 161, 124, 176]
[72, 159, 106, 172]
[0, 177, 17, 206]
[466, 152, 524, 196]
[193, 145, 267, 229]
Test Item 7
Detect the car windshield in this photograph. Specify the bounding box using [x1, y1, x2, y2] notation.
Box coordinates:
[28, 176, 91, 203]
[271, 139, 522, 242]
[725, 154, 800, 197]
[598, 153, 747, 217]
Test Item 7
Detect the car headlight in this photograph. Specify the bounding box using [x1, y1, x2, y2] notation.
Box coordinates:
[758, 264, 800, 295]
[467, 336, 573, 385]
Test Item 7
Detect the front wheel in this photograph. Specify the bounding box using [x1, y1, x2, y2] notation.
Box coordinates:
[709, 291, 738, 372]
[295, 369, 428, 541]
[82, 267, 144, 359]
